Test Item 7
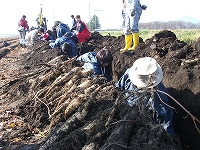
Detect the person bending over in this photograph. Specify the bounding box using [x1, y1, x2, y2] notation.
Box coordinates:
[77, 49, 113, 81]
[116, 57, 177, 137]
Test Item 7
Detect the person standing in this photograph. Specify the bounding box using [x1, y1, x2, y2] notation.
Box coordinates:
[18, 15, 29, 45]
[71, 15, 77, 31]
[73, 15, 90, 43]
[120, 0, 143, 53]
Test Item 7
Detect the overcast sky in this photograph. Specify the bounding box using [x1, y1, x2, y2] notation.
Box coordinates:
[0, 0, 200, 34]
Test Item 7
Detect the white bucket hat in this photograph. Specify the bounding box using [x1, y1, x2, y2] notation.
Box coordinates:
[128, 57, 163, 88]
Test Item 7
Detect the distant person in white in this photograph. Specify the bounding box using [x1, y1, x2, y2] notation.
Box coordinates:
[25, 28, 44, 45]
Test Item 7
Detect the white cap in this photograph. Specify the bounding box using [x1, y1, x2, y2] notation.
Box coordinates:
[128, 57, 163, 88]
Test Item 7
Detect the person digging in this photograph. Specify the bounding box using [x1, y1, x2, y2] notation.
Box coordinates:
[115, 57, 181, 149]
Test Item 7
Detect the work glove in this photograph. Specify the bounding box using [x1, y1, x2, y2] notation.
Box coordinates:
[131, 10, 135, 17]
[141, 5, 147, 10]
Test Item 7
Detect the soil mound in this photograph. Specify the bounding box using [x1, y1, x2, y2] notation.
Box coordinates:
[0, 30, 200, 150]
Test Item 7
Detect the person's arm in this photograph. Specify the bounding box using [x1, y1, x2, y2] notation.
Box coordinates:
[115, 69, 130, 90]
[18, 20, 21, 26]
[104, 64, 113, 81]
[49, 38, 60, 48]
[24, 20, 29, 31]
[154, 83, 176, 136]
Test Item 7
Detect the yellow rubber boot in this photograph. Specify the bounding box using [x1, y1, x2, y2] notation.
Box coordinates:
[128, 32, 139, 51]
[120, 34, 132, 53]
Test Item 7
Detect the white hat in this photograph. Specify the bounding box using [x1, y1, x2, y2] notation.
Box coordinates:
[128, 57, 163, 88]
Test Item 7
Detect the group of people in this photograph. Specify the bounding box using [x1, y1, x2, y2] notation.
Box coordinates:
[17, 14, 91, 54]
[17, 0, 180, 145]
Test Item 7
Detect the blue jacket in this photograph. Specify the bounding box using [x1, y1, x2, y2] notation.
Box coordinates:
[77, 52, 112, 81]
[56, 23, 70, 38]
[115, 68, 176, 136]
[49, 36, 78, 58]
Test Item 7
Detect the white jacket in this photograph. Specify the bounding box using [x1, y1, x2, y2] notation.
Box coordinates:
[124, 0, 141, 11]
[25, 29, 38, 44]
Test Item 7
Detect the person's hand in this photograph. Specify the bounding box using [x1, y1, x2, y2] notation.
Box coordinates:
[131, 10, 135, 16]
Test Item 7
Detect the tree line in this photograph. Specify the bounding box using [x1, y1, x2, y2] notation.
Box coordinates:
[139, 21, 200, 30]
[87, 15, 200, 30]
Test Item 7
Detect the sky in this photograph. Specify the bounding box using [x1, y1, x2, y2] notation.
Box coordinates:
[0, 0, 200, 35]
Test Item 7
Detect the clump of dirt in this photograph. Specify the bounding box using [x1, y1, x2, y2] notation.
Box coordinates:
[0, 30, 200, 150]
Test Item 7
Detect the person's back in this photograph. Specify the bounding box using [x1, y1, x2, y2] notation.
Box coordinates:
[77, 52, 101, 75]
[61, 37, 78, 58]
[18, 16, 29, 31]
[54, 21, 70, 38]
[49, 35, 78, 58]
[25, 29, 38, 45]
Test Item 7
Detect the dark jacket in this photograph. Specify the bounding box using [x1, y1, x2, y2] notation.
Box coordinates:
[115, 68, 176, 136]
[56, 23, 70, 38]
[77, 52, 112, 81]
[49, 35, 78, 58]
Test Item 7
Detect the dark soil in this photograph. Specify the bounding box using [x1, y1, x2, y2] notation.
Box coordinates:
[0, 30, 200, 150]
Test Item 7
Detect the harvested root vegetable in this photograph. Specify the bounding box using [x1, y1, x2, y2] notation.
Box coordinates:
[84, 84, 99, 95]
[45, 67, 82, 97]
[65, 94, 87, 118]
[102, 84, 115, 92]
[79, 69, 94, 78]
[65, 75, 79, 88]
[49, 97, 72, 119]
[47, 55, 65, 66]
[35, 70, 60, 89]
[77, 79, 92, 89]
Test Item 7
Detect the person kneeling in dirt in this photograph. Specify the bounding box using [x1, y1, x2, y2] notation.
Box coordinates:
[49, 34, 78, 58]
[77, 49, 113, 81]
[72, 15, 91, 43]
[25, 28, 44, 46]
[39, 29, 56, 41]
[115, 57, 178, 138]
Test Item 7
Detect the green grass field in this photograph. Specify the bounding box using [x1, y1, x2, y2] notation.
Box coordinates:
[98, 29, 200, 44]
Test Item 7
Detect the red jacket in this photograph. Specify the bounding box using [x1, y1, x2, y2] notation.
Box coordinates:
[18, 18, 29, 31]
[76, 21, 90, 43]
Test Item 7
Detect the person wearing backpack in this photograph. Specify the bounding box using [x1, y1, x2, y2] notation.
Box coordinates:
[18, 15, 29, 46]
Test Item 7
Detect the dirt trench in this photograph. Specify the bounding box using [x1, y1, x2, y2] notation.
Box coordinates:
[0, 30, 200, 150]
